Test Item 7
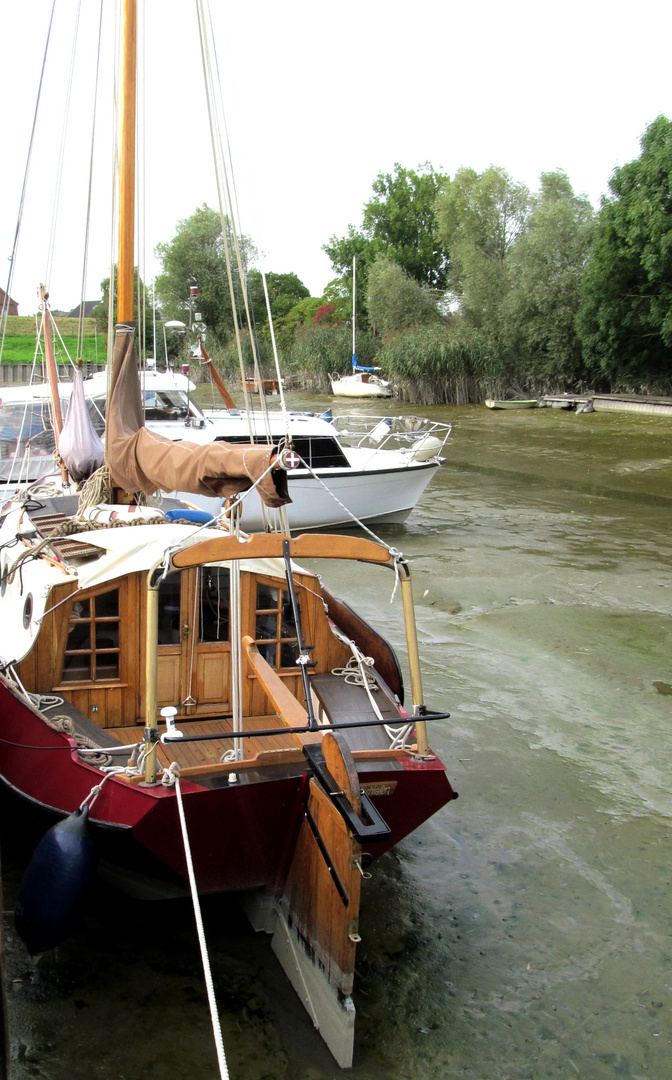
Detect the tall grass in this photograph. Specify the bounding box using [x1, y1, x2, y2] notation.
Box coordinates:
[380, 325, 507, 404]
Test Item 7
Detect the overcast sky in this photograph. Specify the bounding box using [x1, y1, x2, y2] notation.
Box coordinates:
[1, 0, 671, 316]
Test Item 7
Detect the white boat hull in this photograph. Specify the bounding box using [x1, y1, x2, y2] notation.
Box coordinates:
[0, 372, 449, 530]
[330, 374, 392, 398]
[175, 458, 440, 531]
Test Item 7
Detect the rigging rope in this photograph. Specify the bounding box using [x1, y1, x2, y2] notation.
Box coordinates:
[262, 270, 291, 445]
[195, 1, 252, 425]
[195, 0, 279, 450]
[0, 1, 56, 361]
[76, 0, 105, 361]
[45, 1, 82, 293]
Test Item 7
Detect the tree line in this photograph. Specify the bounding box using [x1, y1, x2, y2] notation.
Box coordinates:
[97, 115, 672, 403]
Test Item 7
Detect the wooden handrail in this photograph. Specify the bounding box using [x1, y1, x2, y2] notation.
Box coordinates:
[172, 532, 393, 569]
[241, 635, 322, 745]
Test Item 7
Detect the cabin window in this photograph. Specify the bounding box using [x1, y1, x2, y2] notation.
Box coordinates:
[199, 567, 230, 643]
[213, 434, 349, 469]
[290, 437, 349, 469]
[157, 574, 182, 645]
[86, 398, 106, 436]
[142, 390, 190, 422]
[255, 581, 297, 668]
[62, 589, 120, 682]
[157, 568, 230, 645]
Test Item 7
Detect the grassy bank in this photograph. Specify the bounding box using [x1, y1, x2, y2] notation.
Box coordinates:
[1, 317, 105, 365]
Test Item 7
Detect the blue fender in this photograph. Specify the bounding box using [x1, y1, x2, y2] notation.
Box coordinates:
[15, 806, 97, 954]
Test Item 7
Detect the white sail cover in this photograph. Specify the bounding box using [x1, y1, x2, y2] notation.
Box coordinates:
[58, 365, 105, 481]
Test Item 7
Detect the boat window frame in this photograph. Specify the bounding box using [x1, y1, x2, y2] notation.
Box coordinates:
[59, 584, 122, 685]
[253, 574, 299, 671]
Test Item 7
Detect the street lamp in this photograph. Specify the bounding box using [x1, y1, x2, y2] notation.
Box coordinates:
[163, 319, 186, 370]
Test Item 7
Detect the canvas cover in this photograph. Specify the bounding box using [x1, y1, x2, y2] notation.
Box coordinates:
[106, 326, 289, 506]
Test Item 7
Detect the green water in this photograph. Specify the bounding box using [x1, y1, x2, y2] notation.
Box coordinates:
[3, 399, 671, 1079]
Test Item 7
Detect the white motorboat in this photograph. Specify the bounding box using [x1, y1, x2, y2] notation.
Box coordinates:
[0, 363, 450, 530]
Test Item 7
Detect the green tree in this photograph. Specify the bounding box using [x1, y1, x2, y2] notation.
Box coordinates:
[367, 256, 443, 337]
[321, 227, 372, 328]
[154, 204, 257, 341]
[361, 163, 448, 288]
[323, 164, 449, 319]
[245, 269, 310, 330]
[277, 295, 325, 335]
[503, 172, 594, 384]
[577, 115, 672, 385]
[436, 166, 532, 340]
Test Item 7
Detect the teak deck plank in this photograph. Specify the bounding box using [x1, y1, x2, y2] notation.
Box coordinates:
[109, 716, 299, 771]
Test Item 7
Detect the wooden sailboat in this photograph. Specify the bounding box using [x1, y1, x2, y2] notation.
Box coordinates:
[0, 2, 456, 1066]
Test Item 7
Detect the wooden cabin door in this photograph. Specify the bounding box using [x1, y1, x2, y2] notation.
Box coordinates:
[156, 567, 231, 716]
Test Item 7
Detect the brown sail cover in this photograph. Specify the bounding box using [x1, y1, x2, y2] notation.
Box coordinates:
[106, 325, 289, 506]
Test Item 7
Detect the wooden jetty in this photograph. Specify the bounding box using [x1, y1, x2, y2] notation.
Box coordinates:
[539, 394, 672, 416]
[590, 393, 672, 416]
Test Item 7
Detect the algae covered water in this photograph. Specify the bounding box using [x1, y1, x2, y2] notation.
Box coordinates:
[2, 398, 671, 1079]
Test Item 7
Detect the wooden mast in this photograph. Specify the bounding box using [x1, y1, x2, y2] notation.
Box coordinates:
[116, 0, 158, 773]
[117, 0, 136, 325]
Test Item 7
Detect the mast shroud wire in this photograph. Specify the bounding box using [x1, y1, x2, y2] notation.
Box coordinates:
[45, 0, 82, 295]
[195, 0, 277, 447]
[0, 2, 57, 360]
[76, 0, 105, 360]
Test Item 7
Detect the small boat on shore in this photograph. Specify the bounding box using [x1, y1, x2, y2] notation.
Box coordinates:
[330, 368, 392, 398]
[485, 398, 539, 410]
[240, 374, 280, 395]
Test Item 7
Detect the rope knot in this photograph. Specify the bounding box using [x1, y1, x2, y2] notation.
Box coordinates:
[161, 761, 180, 787]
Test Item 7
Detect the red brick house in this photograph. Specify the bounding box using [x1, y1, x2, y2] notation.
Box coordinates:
[0, 288, 19, 316]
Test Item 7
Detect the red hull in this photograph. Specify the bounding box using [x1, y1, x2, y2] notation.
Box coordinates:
[0, 677, 455, 898]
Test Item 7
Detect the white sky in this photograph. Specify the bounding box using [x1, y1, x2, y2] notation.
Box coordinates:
[1, 0, 670, 316]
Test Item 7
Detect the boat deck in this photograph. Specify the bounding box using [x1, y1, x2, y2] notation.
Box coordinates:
[111, 716, 298, 771]
[55, 670, 411, 777]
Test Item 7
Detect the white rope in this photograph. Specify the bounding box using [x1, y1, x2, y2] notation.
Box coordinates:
[171, 770, 230, 1080]
[78, 770, 115, 811]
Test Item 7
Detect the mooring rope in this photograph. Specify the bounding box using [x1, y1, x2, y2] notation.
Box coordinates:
[43, 713, 114, 768]
[165, 766, 229, 1080]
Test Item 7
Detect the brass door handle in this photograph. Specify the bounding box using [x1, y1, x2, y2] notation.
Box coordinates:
[182, 620, 189, 640]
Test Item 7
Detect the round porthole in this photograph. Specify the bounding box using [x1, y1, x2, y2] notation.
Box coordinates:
[23, 593, 33, 629]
